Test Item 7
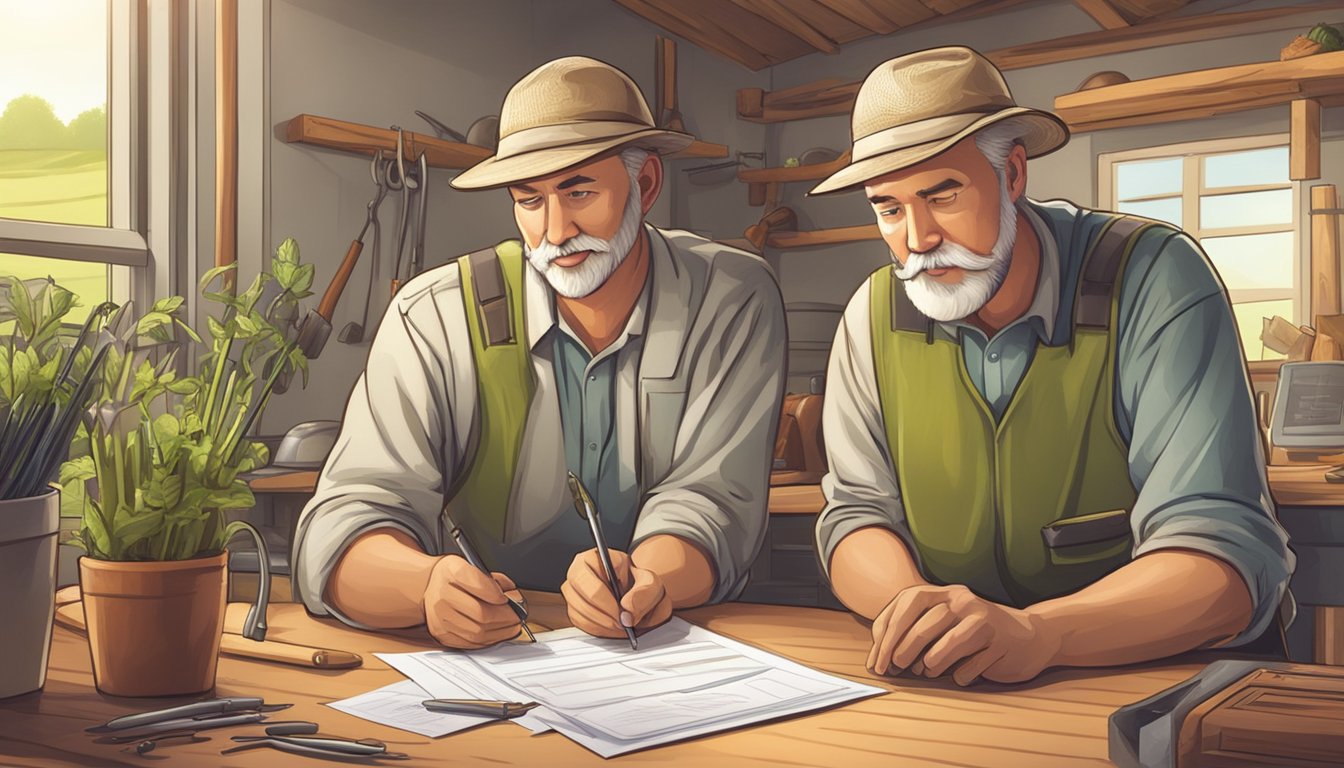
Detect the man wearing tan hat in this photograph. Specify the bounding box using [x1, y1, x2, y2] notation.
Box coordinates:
[813, 47, 1293, 684]
[292, 57, 786, 648]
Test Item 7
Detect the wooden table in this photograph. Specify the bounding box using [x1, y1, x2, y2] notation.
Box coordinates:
[1267, 463, 1344, 665]
[1, 594, 1225, 768]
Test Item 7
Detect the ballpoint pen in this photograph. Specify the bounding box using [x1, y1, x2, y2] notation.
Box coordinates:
[567, 472, 639, 650]
[87, 697, 291, 733]
[421, 698, 540, 719]
[448, 525, 537, 642]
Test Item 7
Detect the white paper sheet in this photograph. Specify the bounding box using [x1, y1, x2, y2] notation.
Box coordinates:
[325, 679, 498, 738]
[379, 618, 884, 757]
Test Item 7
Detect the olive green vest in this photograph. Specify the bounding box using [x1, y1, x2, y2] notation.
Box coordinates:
[452, 241, 533, 541]
[869, 216, 1154, 606]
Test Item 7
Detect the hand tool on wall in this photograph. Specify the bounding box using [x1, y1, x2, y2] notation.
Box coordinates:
[338, 150, 390, 345]
[387, 127, 420, 297]
[415, 109, 467, 143]
[654, 35, 684, 132]
[745, 206, 798, 251]
[408, 150, 430, 281]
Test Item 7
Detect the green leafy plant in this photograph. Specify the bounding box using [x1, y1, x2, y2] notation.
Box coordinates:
[0, 277, 115, 500]
[61, 238, 315, 561]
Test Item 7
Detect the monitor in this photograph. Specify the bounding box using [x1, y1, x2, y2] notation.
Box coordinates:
[1270, 361, 1344, 449]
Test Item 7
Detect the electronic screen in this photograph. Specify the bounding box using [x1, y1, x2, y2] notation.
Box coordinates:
[1271, 362, 1344, 448]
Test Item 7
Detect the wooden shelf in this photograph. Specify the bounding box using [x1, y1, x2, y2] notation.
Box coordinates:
[284, 114, 492, 169]
[767, 224, 881, 249]
[1054, 50, 1344, 133]
[285, 113, 728, 167]
[735, 4, 1342, 123]
[738, 151, 850, 184]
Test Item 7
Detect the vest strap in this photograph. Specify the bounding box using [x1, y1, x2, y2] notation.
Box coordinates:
[467, 247, 515, 345]
[1075, 216, 1153, 329]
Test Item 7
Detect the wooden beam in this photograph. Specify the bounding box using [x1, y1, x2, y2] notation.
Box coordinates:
[284, 115, 491, 169]
[215, 0, 238, 291]
[1055, 51, 1344, 132]
[736, 3, 1344, 122]
[1073, 0, 1130, 29]
[1292, 98, 1322, 181]
[739, 151, 851, 184]
[810, 0, 905, 34]
[730, 0, 840, 54]
[767, 224, 882, 249]
[1312, 185, 1342, 320]
[611, 0, 775, 70]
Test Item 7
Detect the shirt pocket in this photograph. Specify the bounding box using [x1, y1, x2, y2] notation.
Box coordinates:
[1041, 508, 1133, 566]
[640, 381, 687, 484]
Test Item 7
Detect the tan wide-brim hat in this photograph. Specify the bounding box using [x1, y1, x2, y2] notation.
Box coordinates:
[809, 46, 1069, 196]
[451, 57, 694, 190]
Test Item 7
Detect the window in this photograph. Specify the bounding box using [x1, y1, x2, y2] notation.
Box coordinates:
[0, 0, 148, 325]
[1100, 136, 1298, 362]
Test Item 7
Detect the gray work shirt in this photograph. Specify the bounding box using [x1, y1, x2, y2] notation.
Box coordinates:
[817, 198, 1294, 646]
[292, 224, 788, 627]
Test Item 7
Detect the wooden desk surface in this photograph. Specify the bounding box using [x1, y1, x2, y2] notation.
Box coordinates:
[2, 594, 1216, 768]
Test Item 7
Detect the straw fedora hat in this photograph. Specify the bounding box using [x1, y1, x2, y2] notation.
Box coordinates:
[452, 57, 694, 190]
[809, 47, 1069, 196]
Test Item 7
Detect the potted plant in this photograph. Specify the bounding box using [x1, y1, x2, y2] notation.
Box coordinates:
[0, 277, 114, 699]
[61, 238, 315, 697]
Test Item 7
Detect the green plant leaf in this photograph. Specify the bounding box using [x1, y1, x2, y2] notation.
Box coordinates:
[275, 237, 299, 265]
[292, 263, 315, 294]
[151, 296, 185, 314]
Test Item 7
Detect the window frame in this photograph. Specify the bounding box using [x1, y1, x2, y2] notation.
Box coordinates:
[1098, 134, 1302, 359]
[0, 0, 175, 307]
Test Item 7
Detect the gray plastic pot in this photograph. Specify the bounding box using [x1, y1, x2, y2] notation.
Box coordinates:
[0, 488, 59, 699]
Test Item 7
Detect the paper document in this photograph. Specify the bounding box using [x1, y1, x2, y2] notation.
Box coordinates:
[379, 618, 883, 757]
[326, 679, 500, 738]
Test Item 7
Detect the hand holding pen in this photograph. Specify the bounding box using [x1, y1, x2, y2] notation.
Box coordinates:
[420, 528, 534, 648]
[561, 473, 673, 647]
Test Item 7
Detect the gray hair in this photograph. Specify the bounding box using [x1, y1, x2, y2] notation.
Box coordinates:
[972, 118, 1031, 174]
[620, 147, 651, 181]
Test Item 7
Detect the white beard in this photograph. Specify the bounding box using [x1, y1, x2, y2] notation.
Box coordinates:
[524, 178, 644, 299]
[894, 173, 1019, 323]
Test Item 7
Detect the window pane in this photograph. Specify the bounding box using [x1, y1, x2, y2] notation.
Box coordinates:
[0, 253, 108, 326]
[1232, 298, 1294, 362]
[0, 0, 108, 227]
[1204, 146, 1289, 189]
[1118, 197, 1181, 228]
[1201, 232, 1294, 292]
[1200, 189, 1292, 230]
[1116, 157, 1182, 201]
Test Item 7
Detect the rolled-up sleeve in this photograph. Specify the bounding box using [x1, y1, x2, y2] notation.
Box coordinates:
[631, 265, 787, 603]
[815, 282, 922, 578]
[290, 284, 461, 624]
[1116, 230, 1295, 646]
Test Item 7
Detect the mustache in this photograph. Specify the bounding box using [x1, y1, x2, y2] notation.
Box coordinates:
[893, 243, 999, 282]
[527, 233, 613, 267]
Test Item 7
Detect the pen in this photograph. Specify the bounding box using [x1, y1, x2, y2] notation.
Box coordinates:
[421, 699, 540, 719]
[87, 698, 289, 733]
[448, 525, 537, 643]
[566, 472, 638, 650]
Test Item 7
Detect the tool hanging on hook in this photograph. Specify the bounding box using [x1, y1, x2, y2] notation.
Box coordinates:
[337, 149, 391, 345]
[387, 126, 430, 297]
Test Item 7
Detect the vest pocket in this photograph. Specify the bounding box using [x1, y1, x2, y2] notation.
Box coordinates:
[1042, 508, 1132, 566]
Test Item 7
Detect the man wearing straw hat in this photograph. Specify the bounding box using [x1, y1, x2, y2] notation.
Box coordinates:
[293, 57, 786, 648]
[813, 47, 1293, 685]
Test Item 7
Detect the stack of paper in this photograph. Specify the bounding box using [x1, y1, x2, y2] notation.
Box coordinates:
[366, 618, 883, 757]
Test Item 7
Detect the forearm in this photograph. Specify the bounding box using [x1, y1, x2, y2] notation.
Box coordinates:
[828, 526, 929, 620]
[1029, 550, 1253, 668]
[325, 529, 440, 628]
[632, 534, 715, 609]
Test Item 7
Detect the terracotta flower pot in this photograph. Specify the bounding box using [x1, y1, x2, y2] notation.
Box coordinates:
[0, 489, 60, 699]
[79, 550, 227, 697]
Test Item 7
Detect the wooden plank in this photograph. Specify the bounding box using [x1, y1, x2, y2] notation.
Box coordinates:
[1312, 185, 1343, 319]
[1073, 0, 1130, 29]
[1292, 98, 1322, 181]
[1318, 606, 1344, 665]
[762, 0, 875, 43]
[920, 0, 990, 13]
[284, 114, 492, 170]
[731, 0, 841, 53]
[1055, 51, 1344, 132]
[767, 224, 883, 248]
[674, 140, 730, 159]
[611, 0, 775, 70]
[811, 0, 905, 34]
[739, 151, 851, 183]
[767, 484, 825, 514]
[736, 4, 1344, 122]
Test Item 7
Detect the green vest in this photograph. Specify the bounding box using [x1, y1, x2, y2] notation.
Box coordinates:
[451, 241, 533, 542]
[869, 216, 1154, 606]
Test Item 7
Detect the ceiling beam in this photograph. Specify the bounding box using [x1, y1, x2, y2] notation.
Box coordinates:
[612, 0, 774, 69]
[736, 2, 1344, 121]
[1073, 0, 1130, 29]
[730, 0, 841, 54]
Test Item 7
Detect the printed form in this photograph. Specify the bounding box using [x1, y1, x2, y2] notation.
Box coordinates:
[373, 618, 883, 757]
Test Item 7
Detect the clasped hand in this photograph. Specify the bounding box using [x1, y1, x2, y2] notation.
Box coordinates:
[867, 584, 1059, 686]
